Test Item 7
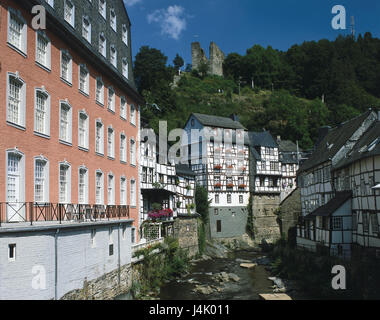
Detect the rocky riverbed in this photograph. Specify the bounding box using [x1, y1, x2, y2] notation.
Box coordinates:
[116, 238, 311, 300]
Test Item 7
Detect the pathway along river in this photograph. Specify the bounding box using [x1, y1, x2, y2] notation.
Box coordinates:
[117, 249, 311, 300]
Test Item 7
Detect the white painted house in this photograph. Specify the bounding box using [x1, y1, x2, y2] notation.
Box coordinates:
[182, 113, 250, 238]
[296, 109, 378, 256]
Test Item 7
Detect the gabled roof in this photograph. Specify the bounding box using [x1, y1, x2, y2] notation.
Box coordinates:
[277, 140, 301, 153]
[334, 120, 380, 170]
[299, 110, 375, 173]
[304, 191, 352, 220]
[192, 113, 246, 130]
[248, 131, 278, 148]
[280, 153, 299, 164]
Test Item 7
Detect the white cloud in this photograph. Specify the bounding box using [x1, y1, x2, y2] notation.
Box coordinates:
[124, 0, 142, 7]
[147, 5, 187, 40]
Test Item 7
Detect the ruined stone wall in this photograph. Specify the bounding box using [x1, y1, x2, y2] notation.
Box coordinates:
[191, 42, 225, 77]
[173, 216, 199, 258]
[191, 42, 208, 71]
[209, 42, 225, 77]
[251, 194, 281, 245]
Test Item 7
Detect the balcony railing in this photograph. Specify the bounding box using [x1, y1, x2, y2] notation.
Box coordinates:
[0, 202, 130, 227]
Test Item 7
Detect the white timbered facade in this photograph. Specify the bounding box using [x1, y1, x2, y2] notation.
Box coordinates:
[296, 110, 378, 256]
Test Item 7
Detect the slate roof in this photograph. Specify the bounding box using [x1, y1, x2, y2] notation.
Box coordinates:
[298, 110, 374, 173]
[248, 131, 278, 160]
[280, 153, 299, 164]
[175, 164, 196, 177]
[192, 113, 246, 130]
[304, 191, 352, 220]
[277, 140, 301, 153]
[334, 120, 380, 170]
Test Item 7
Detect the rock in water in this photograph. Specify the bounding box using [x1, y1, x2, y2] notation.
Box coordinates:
[229, 273, 240, 282]
[240, 263, 257, 269]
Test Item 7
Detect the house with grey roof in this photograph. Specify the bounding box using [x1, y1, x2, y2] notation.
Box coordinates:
[332, 118, 380, 257]
[296, 109, 378, 256]
[182, 113, 250, 239]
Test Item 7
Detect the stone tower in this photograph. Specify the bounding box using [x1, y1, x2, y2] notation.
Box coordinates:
[191, 42, 208, 71]
[191, 42, 225, 76]
[209, 42, 225, 77]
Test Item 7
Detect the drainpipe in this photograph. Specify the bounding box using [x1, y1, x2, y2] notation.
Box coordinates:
[118, 224, 121, 285]
[55, 228, 59, 300]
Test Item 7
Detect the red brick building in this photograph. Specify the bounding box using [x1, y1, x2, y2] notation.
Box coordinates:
[0, 0, 142, 234]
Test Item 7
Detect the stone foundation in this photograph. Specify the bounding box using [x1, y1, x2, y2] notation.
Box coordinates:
[173, 215, 199, 258]
[251, 194, 281, 244]
[61, 261, 143, 300]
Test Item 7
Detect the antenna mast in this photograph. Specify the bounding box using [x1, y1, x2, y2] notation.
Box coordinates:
[350, 16, 355, 39]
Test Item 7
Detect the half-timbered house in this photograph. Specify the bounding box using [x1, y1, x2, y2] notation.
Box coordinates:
[297, 109, 378, 255]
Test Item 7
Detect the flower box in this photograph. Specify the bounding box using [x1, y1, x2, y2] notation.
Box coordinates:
[238, 184, 247, 189]
[214, 165, 222, 170]
[214, 183, 222, 188]
[226, 183, 234, 188]
[147, 208, 173, 221]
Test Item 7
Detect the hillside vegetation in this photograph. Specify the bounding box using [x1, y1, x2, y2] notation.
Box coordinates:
[134, 33, 380, 150]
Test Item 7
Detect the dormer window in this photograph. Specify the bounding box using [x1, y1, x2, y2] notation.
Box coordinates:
[122, 58, 128, 79]
[64, 0, 75, 27]
[82, 16, 91, 43]
[110, 9, 116, 31]
[122, 24, 128, 45]
[110, 45, 117, 68]
[99, 33, 106, 57]
[99, 0, 106, 19]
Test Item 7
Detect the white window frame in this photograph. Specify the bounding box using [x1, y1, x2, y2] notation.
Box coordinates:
[82, 15, 92, 43]
[107, 126, 115, 159]
[64, 0, 75, 27]
[122, 58, 129, 79]
[78, 166, 89, 204]
[95, 170, 104, 205]
[99, 32, 106, 57]
[45, 0, 54, 8]
[107, 172, 115, 205]
[107, 87, 115, 112]
[59, 161, 71, 204]
[6, 72, 26, 129]
[78, 64, 89, 95]
[60, 50, 73, 85]
[130, 138, 136, 166]
[120, 176, 127, 205]
[122, 24, 128, 45]
[120, 133, 127, 163]
[7, 7, 27, 55]
[95, 77, 104, 105]
[120, 96, 127, 119]
[59, 100, 73, 144]
[95, 119, 104, 155]
[130, 179, 136, 207]
[110, 8, 116, 31]
[34, 156, 49, 203]
[35, 31, 51, 70]
[34, 87, 51, 137]
[78, 110, 89, 150]
[99, 0, 106, 19]
[110, 45, 117, 68]
[130, 104, 135, 125]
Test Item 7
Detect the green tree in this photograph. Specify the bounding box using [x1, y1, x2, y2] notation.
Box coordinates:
[173, 53, 184, 73]
[194, 185, 211, 224]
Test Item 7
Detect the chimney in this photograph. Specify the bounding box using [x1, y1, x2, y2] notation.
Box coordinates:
[230, 114, 239, 122]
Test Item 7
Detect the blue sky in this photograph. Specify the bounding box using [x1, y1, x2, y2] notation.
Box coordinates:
[123, 0, 380, 68]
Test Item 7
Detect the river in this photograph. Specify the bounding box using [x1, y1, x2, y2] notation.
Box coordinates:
[116, 249, 310, 300]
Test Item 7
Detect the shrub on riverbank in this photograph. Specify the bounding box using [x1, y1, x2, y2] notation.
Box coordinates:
[132, 237, 190, 298]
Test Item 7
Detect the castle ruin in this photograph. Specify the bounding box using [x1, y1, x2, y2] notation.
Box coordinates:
[191, 42, 225, 77]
